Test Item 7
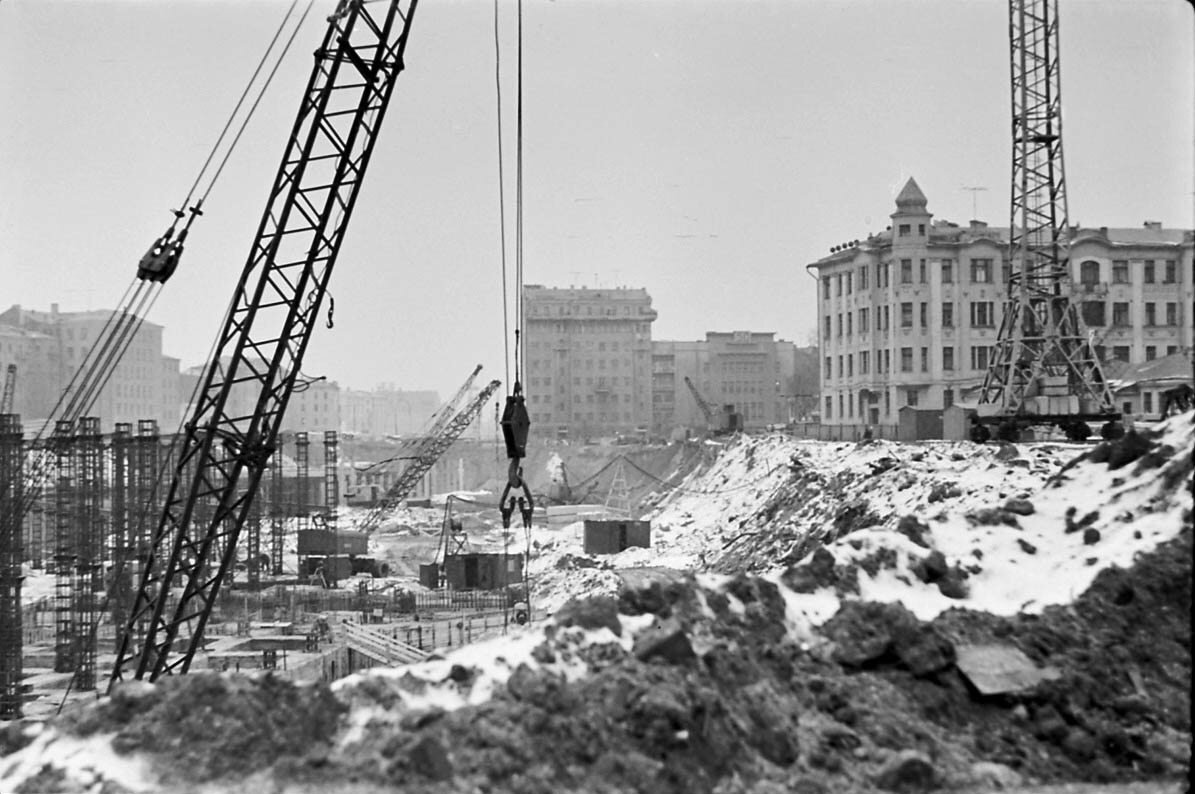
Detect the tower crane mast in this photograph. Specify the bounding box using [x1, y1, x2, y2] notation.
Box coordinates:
[974, 0, 1120, 442]
[111, 0, 420, 685]
[0, 366, 14, 414]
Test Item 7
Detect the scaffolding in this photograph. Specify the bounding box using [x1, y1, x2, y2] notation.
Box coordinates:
[52, 420, 76, 674]
[269, 450, 285, 576]
[0, 413, 24, 719]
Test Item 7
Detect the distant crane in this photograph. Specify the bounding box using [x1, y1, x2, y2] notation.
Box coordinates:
[973, 0, 1120, 443]
[683, 376, 740, 436]
[0, 365, 14, 414]
[355, 379, 503, 534]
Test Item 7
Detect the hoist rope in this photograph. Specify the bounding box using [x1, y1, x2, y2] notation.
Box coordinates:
[513, 0, 525, 390]
[181, 0, 314, 211]
[494, 0, 511, 391]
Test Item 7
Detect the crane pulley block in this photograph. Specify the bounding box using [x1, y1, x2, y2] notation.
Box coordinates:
[500, 384, 530, 461]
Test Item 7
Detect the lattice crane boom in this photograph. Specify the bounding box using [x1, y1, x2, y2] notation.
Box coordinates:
[975, 0, 1118, 442]
[0, 365, 14, 414]
[682, 376, 717, 427]
[110, 0, 420, 685]
[356, 379, 502, 534]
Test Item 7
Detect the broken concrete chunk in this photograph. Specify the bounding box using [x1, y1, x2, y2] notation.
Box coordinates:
[875, 749, 937, 792]
[633, 617, 695, 664]
[955, 644, 1062, 696]
[1002, 498, 1036, 515]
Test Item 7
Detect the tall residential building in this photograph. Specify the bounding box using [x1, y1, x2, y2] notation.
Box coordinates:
[0, 303, 181, 430]
[807, 178, 1194, 429]
[522, 285, 657, 439]
[652, 335, 817, 434]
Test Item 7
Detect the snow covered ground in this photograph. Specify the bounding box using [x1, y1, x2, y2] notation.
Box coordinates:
[2, 415, 1189, 793]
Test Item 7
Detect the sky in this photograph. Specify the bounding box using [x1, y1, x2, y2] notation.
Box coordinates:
[1, 0, 1192, 400]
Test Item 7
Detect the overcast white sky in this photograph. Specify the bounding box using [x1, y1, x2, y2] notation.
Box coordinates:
[1, 0, 1192, 399]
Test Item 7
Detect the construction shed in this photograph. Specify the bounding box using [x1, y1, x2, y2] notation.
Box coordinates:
[583, 520, 651, 555]
[296, 529, 369, 557]
[442, 553, 522, 590]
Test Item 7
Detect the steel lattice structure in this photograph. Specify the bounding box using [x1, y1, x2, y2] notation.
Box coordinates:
[977, 0, 1116, 434]
[111, 0, 420, 684]
[356, 380, 503, 534]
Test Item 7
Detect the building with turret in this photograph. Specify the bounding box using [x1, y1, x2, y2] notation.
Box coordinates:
[806, 178, 1193, 431]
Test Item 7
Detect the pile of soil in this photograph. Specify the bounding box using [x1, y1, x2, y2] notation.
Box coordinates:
[27, 523, 1188, 794]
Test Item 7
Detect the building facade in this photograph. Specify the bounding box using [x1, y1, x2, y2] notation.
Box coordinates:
[807, 178, 1194, 430]
[0, 303, 181, 430]
[341, 385, 442, 439]
[651, 335, 818, 434]
[522, 285, 657, 440]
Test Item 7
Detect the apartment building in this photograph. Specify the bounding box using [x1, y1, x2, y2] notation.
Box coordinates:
[651, 335, 818, 434]
[522, 285, 657, 439]
[0, 303, 181, 429]
[807, 178, 1193, 429]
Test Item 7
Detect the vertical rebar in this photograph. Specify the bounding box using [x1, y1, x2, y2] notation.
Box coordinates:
[53, 420, 76, 673]
[0, 413, 25, 719]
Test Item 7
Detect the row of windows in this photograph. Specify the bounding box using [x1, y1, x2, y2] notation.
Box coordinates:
[823, 258, 1004, 299]
[825, 345, 993, 379]
[825, 301, 1000, 337]
[1079, 301, 1181, 328]
[527, 304, 652, 318]
[1080, 259, 1180, 286]
[825, 257, 1182, 300]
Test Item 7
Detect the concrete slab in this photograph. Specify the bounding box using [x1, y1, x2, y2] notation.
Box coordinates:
[955, 643, 1062, 695]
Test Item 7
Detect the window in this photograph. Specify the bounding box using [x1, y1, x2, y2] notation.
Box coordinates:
[942, 346, 955, 371]
[898, 224, 911, 237]
[1144, 260, 1155, 284]
[884, 390, 891, 415]
[919, 259, 927, 283]
[900, 347, 914, 372]
[1167, 346, 1178, 356]
[942, 302, 954, 328]
[1112, 260, 1129, 283]
[970, 258, 992, 283]
[847, 354, 854, 377]
[837, 356, 843, 377]
[941, 260, 954, 283]
[846, 272, 853, 294]
[1112, 302, 1130, 326]
[1145, 346, 1157, 361]
[1144, 392, 1153, 414]
[838, 394, 845, 417]
[824, 316, 831, 338]
[920, 346, 929, 372]
[900, 259, 913, 283]
[825, 396, 832, 419]
[918, 224, 926, 236]
[907, 389, 919, 407]
[836, 274, 842, 296]
[970, 301, 995, 327]
[883, 305, 890, 330]
[859, 266, 869, 290]
[847, 313, 853, 335]
[1145, 303, 1156, 326]
[901, 302, 914, 327]
[971, 345, 991, 370]
[1112, 346, 1130, 361]
[1079, 260, 1100, 287]
[860, 307, 870, 333]
[1080, 301, 1106, 327]
[860, 351, 870, 374]
[1164, 260, 1177, 283]
[836, 313, 842, 337]
[884, 349, 891, 373]
[1001, 261, 1012, 284]
[1166, 303, 1178, 326]
[920, 302, 928, 328]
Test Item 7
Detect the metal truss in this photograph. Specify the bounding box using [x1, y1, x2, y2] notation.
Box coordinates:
[111, 0, 420, 684]
[978, 0, 1115, 423]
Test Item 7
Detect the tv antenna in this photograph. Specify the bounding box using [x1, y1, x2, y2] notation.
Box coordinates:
[960, 186, 988, 220]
